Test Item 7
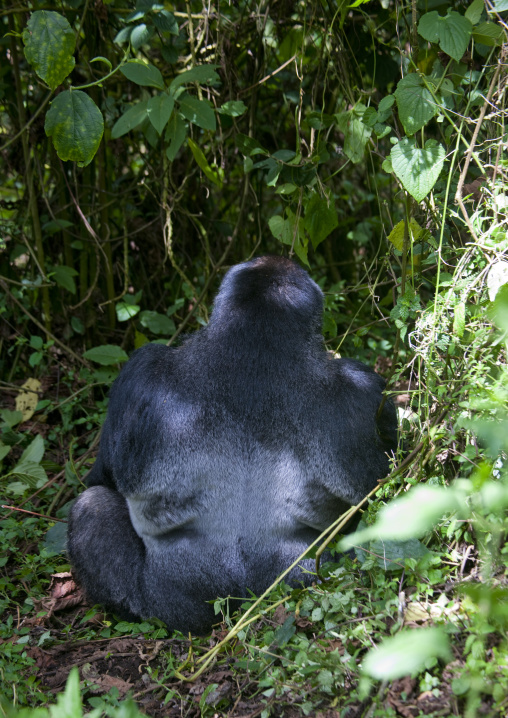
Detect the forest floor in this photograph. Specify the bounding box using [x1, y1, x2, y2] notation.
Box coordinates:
[7, 571, 497, 718]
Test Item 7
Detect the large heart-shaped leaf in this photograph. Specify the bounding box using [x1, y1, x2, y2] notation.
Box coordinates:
[394, 73, 437, 136]
[390, 138, 445, 202]
[418, 11, 472, 62]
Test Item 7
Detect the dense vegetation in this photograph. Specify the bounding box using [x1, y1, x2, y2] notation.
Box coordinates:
[1, 0, 507, 716]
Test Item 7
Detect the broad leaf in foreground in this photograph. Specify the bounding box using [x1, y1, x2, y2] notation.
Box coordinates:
[363, 628, 451, 680]
[390, 138, 445, 202]
[23, 10, 75, 89]
[418, 11, 472, 62]
[394, 73, 436, 136]
[83, 345, 129, 365]
[45, 90, 104, 166]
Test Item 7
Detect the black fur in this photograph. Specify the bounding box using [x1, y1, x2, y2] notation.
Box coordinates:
[68, 256, 397, 633]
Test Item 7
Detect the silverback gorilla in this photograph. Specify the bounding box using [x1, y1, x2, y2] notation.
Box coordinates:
[68, 256, 397, 633]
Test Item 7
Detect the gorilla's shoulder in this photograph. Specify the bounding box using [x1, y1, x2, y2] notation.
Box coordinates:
[111, 343, 175, 393]
[127, 342, 173, 361]
[333, 357, 386, 392]
[121, 343, 173, 370]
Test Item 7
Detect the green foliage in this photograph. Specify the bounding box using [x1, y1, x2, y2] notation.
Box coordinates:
[394, 74, 437, 136]
[82, 346, 129, 366]
[45, 92, 104, 167]
[418, 11, 473, 62]
[362, 628, 451, 680]
[22, 11, 76, 90]
[390, 139, 446, 202]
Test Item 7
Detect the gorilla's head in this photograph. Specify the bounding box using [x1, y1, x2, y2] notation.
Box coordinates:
[209, 256, 324, 339]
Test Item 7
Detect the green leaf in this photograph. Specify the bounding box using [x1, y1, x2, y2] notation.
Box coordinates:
[43, 219, 74, 235]
[20, 434, 45, 464]
[111, 100, 149, 139]
[272, 149, 296, 161]
[335, 111, 372, 164]
[268, 215, 293, 246]
[116, 302, 140, 321]
[10, 461, 48, 488]
[273, 617, 296, 647]
[44, 522, 68, 554]
[490, 0, 508, 10]
[489, 284, 508, 334]
[268, 210, 308, 265]
[472, 22, 505, 46]
[131, 24, 155, 51]
[218, 100, 248, 117]
[390, 138, 445, 202]
[487, 261, 508, 301]
[355, 537, 431, 571]
[29, 352, 43, 368]
[52, 264, 78, 293]
[465, 0, 485, 25]
[453, 302, 466, 337]
[378, 95, 395, 113]
[83, 345, 129, 365]
[170, 65, 220, 92]
[418, 11, 472, 62]
[236, 133, 267, 156]
[188, 138, 223, 187]
[134, 330, 149, 349]
[363, 628, 451, 680]
[178, 94, 216, 131]
[52, 668, 83, 717]
[139, 311, 175, 335]
[45, 91, 104, 167]
[114, 26, 133, 45]
[387, 218, 426, 251]
[71, 316, 85, 334]
[152, 10, 179, 35]
[90, 55, 112, 70]
[382, 157, 393, 174]
[165, 112, 187, 161]
[340, 485, 465, 549]
[147, 94, 175, 135]
[1, 410, 23, 428]
[0, 442, 10, 463]
[452, 677, 471, 697]
[23, 11, 76, 90]
[304, 194, 338, 249]
[120, 60, 165, 90]
[394, 74, 437, 136]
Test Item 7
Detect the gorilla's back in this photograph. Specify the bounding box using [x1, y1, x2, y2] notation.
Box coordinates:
[89, 338, 393, 595]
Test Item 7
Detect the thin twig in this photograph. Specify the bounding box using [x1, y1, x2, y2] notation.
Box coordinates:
[1, 505, 67, 523]
[455, 62, 502, 241]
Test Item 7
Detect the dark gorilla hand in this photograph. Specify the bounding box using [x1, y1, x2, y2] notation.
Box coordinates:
[68, 256, 397, 633]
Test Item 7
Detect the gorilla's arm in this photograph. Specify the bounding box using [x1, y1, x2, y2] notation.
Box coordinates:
[324, 358, 397, 502]
[86, 343, 174, 491]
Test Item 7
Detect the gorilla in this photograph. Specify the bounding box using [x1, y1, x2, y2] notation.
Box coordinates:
[68, 256, 397, 633]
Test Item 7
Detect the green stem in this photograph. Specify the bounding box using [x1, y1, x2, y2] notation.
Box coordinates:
[70, 49, 130, 91]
